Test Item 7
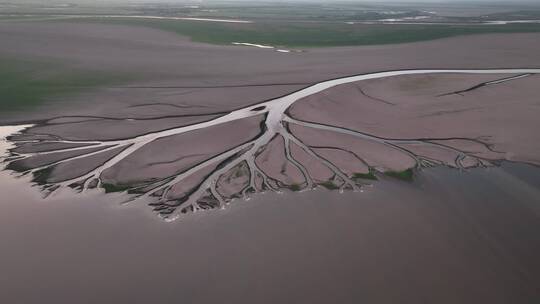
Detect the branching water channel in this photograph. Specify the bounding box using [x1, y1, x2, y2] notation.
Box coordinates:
[2, 69, 539, 221]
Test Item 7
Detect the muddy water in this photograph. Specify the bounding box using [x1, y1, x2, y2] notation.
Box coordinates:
[1, 67, 540, 302]
[1, 148, 540, 303]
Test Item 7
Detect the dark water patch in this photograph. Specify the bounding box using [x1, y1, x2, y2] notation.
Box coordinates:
[500, 161, 540, 189]
[251, 106, 266, 111]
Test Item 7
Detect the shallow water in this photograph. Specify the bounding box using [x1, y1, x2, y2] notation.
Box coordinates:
[1, 152, 539, 303]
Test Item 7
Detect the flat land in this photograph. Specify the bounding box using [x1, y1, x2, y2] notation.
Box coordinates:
[1, 20, 540, 214]
[3, 1, 540, 47]
[1, 21, 540, 123]
[289, 73, 540, 166]
[27, 17, 540, 47]
[1, 3, 540, 303]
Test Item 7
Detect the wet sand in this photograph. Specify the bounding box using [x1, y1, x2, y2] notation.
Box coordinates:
[0, 162, 539, 304]
[1, 22, 540, 123]
[290, 73, 540, 166]
[6, 69, 539, 217]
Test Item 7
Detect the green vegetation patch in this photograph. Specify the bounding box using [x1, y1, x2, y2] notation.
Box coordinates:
[289, 183, 302, 191]
[5, 161, 28, 173]
[320, 181, 339, 190]
[53, 17, 540, 48]
[352, 169, 378, 181]
[101, 183, 132, 193]
[0, 57, 131, 113]
[32, 166, 54, 184]
[384, 168, 414, 182]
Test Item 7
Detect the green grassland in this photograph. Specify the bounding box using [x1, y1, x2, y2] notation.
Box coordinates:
[0, 57, 131, 113]
[2, 4, 540, 113]
[3, 1, 540, 48]
[384, 169, 415, 182]
[53, 17, 540, 48]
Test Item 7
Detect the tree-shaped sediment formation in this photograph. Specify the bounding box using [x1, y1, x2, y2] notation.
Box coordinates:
[3, 69, 540, 220]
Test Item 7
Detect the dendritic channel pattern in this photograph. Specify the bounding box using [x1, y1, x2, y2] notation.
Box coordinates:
[2, 69, 539, 220]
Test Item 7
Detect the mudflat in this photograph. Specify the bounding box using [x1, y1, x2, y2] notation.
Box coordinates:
[1, 16, 540, 304]
[1, 24, 540, 214]
[289, 73, 540, 166]
[1, 22, 540, 123]
[5, 68, 540, 218]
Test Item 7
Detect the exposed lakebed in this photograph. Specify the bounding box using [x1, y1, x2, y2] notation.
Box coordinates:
[2, 68, 540, 220]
